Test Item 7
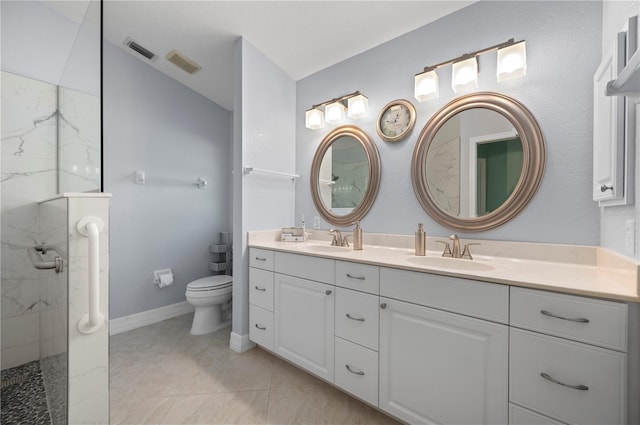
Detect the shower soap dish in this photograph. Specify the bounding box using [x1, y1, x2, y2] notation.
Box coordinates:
[281, 227, 306, 242]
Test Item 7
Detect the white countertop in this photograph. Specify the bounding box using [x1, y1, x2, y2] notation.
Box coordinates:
[248, 230, 640, 303]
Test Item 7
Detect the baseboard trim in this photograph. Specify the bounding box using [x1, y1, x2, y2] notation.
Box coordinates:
[109, 301, 195, 335]
[229, 331, 256, 353]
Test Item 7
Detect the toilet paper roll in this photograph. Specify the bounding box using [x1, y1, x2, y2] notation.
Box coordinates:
[158, 272, 174, 288]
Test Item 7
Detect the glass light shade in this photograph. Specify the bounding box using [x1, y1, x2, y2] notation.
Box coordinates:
[452, 57, 478, 93]
[305, 108, 325, 129]
[325, 101, 346, 124]
[497, 41, 527, 82]
[414, 70, 439, 102]
[347, 94, 369, 119]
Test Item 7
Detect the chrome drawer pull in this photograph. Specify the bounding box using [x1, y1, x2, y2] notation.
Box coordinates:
[345, 364, 365, 376]
[346, 273, 366, 280]
[540, 373, 589, 391]
[346, 313, 365, 322]
[254, 286, 266, 292]
[255, 257, 267, 261]
[254, 324, 266, 330]
[540, 310, 590, 323]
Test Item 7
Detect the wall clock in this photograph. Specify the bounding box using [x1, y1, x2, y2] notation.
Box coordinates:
[376, 99, 417, 142]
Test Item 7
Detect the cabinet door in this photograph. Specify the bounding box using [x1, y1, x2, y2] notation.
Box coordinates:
[379, 298, 508, 425]
[274, 273, 334, 382]
[593, 32, 626, 204]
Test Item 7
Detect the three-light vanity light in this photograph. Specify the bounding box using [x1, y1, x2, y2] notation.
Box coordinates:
[414, 38, 527, 102]
[305, 91, 369, 130]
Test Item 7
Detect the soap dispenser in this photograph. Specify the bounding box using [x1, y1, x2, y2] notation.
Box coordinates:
[353, 221, 363, 250]
[415, 223, 426, 256]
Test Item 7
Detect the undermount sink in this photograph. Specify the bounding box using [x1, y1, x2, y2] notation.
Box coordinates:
[406, 256, 495, 272]
[304, 244, 351, 253]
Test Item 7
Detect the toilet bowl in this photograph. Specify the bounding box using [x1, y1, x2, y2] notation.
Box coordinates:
[185, 275, 233, 335]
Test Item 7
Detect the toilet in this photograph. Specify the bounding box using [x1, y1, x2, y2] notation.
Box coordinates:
[185, 275, 233, 335]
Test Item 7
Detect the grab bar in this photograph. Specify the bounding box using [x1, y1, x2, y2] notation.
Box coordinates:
[77, 216, 105, 334]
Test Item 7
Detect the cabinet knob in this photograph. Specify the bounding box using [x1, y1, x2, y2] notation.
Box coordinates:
[600, 184, 613, 192]
[326, 290, 332, 295]
[380, 303, 387, 309]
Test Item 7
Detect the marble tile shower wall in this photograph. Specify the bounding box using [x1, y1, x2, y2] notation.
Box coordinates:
[58, 86, 101, 193]
[1, 71, 100, 370]
[1, 71, 58, 369]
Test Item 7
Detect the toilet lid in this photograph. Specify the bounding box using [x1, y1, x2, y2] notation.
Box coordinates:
[187, 275, 233, 291]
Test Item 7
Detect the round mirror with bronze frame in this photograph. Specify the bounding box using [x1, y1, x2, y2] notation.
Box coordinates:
[412, 92, 545, 232]
[311, 125, 381, 226]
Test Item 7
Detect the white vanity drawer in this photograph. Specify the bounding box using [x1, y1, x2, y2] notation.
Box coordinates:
[509, 404, 566, 425]
[335, 261, 379, 294]
[335, 337, 379, 407]
[249, 248, 275, 271]
[380, 267, 509, 323]
[249, 267, 274, 311]
[335, 287, 379, 351]
[275, 252, 335, 284]
[249, 305, 274, 351]
[510, 328, 626, 425]
[510, 287, 628, 351]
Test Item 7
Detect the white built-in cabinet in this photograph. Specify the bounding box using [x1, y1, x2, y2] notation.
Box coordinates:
[248, 248, 636, 425]
[593, 15, 638, 206]
[274, 273, 335, 381]
[379, 298, 508, 424]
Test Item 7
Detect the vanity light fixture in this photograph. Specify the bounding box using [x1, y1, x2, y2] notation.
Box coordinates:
[325, 101, 346, 124]
[305, 91, 369, 129]
[305, 107, 325, 130]
[497, 40, 527, 82]
[414, 69, 439, 102]
[451, 56, 478, 93]
[414, 38, 526, 101]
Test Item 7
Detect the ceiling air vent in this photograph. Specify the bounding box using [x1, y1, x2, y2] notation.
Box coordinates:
[123, 37, 157, 62]
[166, 50, 202, 75]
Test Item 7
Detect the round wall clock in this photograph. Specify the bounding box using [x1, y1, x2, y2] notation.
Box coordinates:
[376, 99, 417, 142]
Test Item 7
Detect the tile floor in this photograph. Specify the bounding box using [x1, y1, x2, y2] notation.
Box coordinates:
[110, 314, 400, 424]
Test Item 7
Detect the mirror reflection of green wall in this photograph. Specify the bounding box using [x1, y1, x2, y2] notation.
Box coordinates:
[476, 137, 523, 215]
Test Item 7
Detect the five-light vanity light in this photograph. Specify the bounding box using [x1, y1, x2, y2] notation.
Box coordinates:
[414, 38, 526, 102]
[305, 91, 369, 130]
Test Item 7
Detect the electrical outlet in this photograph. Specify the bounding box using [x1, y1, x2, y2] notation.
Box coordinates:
[625, 219, 635, 255]
[313, 216, 320, 229]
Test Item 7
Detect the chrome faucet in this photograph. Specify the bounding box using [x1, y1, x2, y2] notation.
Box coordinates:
[437, 235, 480, 259]
[449, 235, 461, 258]
[329, 229, 343, 246]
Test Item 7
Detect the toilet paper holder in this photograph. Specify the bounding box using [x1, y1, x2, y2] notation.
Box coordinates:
[153, 268, 174, 287]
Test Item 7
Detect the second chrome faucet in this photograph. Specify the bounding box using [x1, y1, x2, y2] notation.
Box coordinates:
[437, 235, 480, 260]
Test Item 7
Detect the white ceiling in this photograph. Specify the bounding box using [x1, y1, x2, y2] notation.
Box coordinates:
[103, 1, 475, 111]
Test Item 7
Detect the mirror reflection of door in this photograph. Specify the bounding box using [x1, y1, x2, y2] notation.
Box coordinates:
[474, 135, 523, 216]
[426, 108, 524, 218]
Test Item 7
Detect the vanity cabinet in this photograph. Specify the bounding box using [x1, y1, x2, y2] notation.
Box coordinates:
[273, 252, 335, 382]
[248, 248, 276, 351]
[509, 287, 629, 425]
[248, 247, 636, 425]
[378, 268, 509, 425]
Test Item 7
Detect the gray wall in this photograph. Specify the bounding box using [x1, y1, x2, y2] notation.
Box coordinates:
[103, 42, 232, 319]
[296, 1, 602, 246]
